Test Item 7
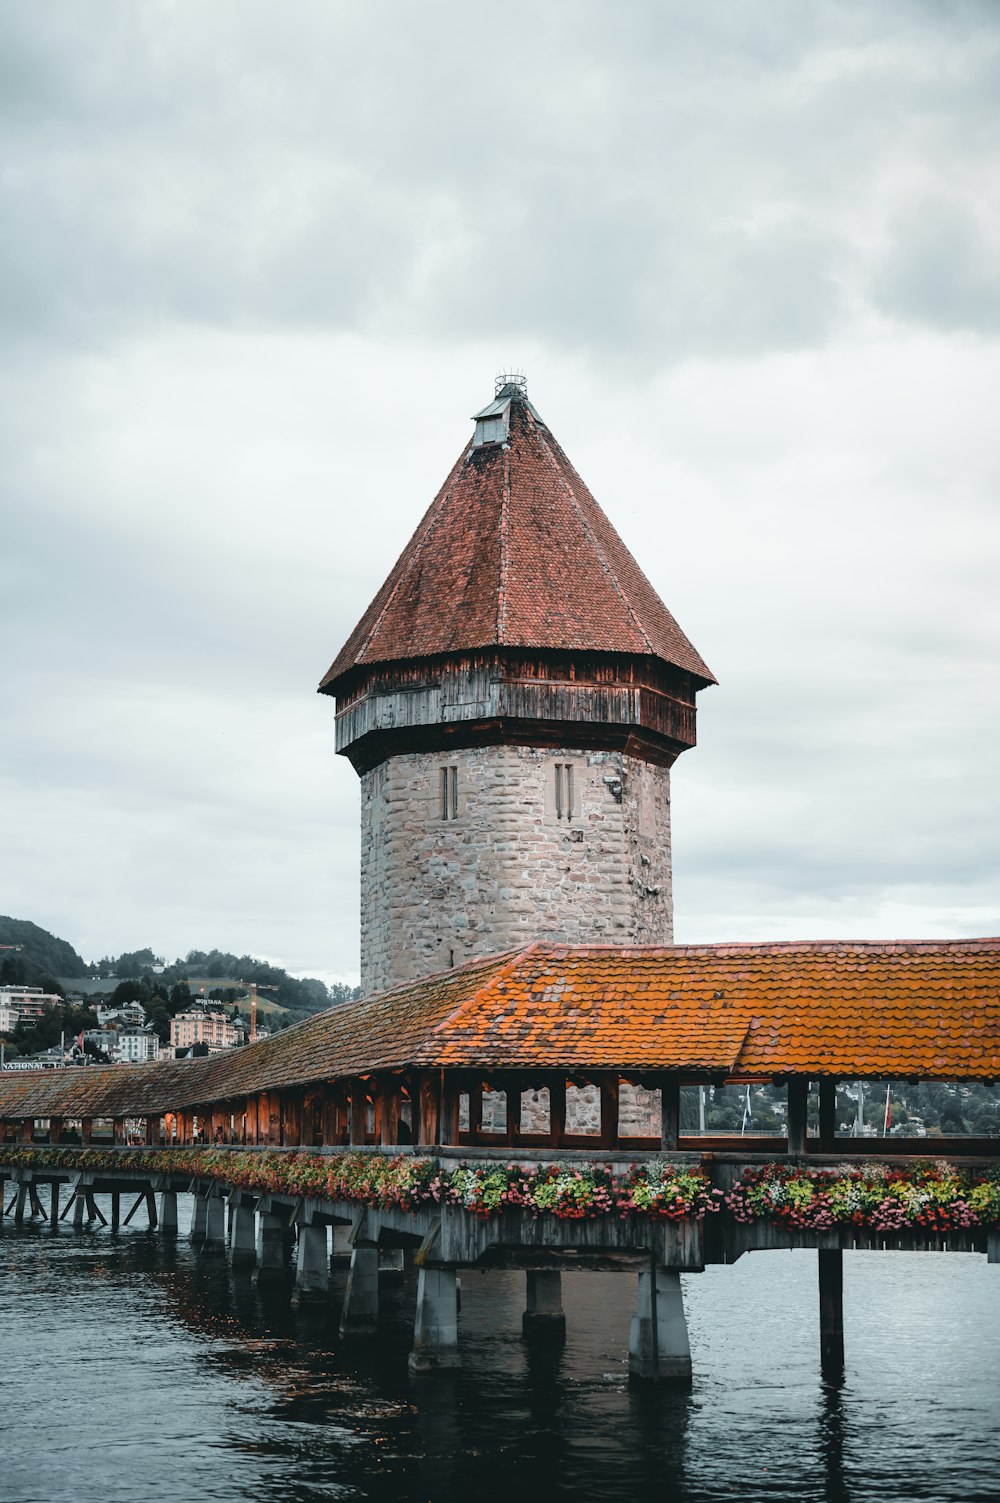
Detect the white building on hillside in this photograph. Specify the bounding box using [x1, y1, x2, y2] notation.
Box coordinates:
[115, 1027, 159, 1064]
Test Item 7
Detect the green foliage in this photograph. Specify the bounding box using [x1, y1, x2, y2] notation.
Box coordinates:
[12, 1002, 99, 1053]
[114, 948, 163, 979]
[0, 916, 88, 981]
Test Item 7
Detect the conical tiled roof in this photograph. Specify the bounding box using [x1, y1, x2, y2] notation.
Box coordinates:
[321, 383, 714, 690]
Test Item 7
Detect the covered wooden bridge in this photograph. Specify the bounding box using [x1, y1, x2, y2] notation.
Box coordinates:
[1, 938, 997, 1382]
[1, 939, 997, 1156]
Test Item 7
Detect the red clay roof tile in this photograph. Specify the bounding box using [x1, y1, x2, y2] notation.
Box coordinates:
[1, 940, 997, 1119]
[321, 392, 714, 688]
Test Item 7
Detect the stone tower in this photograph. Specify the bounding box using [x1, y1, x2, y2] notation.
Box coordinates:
[320, 376, 715, 996]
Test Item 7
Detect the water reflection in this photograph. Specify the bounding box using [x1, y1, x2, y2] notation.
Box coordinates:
[818, 1379, 850, 1503]
[1, 1204, 999, 1502]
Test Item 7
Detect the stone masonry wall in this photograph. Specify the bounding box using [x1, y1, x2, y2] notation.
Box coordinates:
[359, 744, 672, 997]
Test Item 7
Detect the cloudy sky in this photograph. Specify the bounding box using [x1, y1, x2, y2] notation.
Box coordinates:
[3, 2, 998, 984]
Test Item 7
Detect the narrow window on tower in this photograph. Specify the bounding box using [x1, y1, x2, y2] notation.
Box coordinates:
[555, 763, 576, 820]
[441, 766, 458, 820]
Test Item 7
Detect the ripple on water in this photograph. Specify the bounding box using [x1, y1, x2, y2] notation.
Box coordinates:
[1, 1208, 999, 1503]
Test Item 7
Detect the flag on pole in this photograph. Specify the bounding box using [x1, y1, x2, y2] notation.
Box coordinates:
[741, 1085, 752, 1135]
[883, 1083, 892, 1135]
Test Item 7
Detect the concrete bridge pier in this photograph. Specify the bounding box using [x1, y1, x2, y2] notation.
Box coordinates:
[202, 1192, 227, 1255]
[159, 1189, 178, 1235]
[229, 1198, 257, 1269]
[255, 1211, 290, 1285]
[293, 1223, 330, 1302]
[819, 1250, 844, 1378]
[340, 1240, 380, 1336]
[332, 1224, 353, 1264]
[189, 1192, 208, 1246]
[522, 1270, 566, 1339]
[629, 1263, 692, 1383]
[409, 1265, 460, 1372]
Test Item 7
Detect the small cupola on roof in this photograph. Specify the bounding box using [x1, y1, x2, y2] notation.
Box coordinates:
[320, 375, 715, 774]
[471, 372, 543, 447]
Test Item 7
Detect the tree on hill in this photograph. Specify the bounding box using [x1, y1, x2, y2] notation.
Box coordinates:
[109, 980, 148, 1007]
[163, 951, 332, 1016]
[0, 916, 89, 981]
[114, 948, 163, 979]
[13, 1001, 99, 1054]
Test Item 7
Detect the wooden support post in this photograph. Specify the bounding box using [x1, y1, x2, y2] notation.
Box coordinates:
[505, 1082, 522, 1146]
[787, 1078, 809, 1156]
[818, 1249, 844, 1377]
[282, 1093, 302, 1148]
[81, 1117, 92, 1146]
[417, 1072, 441, 1147]
[28, 1183, 45, 1219]
[441, 1075, 460, 1146]
[14, 1180, 28, 1224]
[50, 1118, 63, 1145]
[145, 1189, 157, 1229]
[468, 1082, 483, 1141]
[123, 1192, 146, 1227]
[599, 1075, 620, 1150]
[818, 1079, 837, 1153]
[111, 1191, 121, 1230]
[49, 1180, 60, 1226]
[379, 1081, 401, 1146]
[549, 1077, 567, 1146]
[660, 1077, 680, 1151]
[349, 1083, 368, 1146]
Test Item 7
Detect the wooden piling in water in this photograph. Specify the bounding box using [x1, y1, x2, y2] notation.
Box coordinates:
[819, 1248, 844, 1377]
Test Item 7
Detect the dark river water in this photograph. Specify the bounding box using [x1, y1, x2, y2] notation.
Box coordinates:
[2, 1195, 999, 1503]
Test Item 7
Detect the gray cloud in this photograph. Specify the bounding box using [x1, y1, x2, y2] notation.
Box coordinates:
[2, 3, 999, 978]
[0, 2, 997, 360]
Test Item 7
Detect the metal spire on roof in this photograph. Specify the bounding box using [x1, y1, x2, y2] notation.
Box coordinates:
[495, 369, 528, 399]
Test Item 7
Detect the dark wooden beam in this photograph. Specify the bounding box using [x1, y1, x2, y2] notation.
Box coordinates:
[819, 1249, 844, 1376]
[660, 1077, 680, 1151]
[818, 1079, 837, 1152]
[417, 1071, 441, 1147]
[505, 1080, 522, 1146]
[599, 1075, 620, 1151]
[379, 1080, 401, 1146]
[441, 1074, 461, 1146]
[549, 1077, 567, 1146]
[349, 1082, 368, 1145]
[787, 1077, 809, 1155]
[468, 1081, 483, 1141]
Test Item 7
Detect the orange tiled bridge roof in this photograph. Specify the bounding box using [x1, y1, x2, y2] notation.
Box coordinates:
[0, 939, 998, 1119]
